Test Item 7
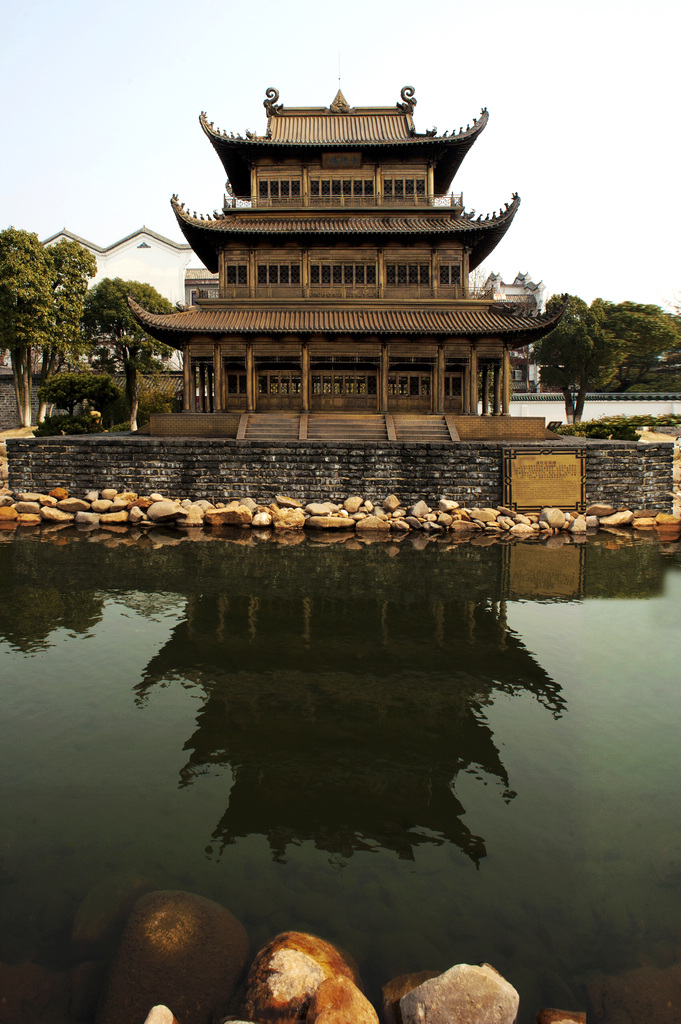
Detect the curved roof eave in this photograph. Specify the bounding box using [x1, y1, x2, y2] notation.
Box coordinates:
[199, 107, 489, 193]
[170, 192, 520, 262]
[127, 293, 568, 348]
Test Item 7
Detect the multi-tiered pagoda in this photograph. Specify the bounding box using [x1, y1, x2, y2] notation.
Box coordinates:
[131, 86, 562, 438]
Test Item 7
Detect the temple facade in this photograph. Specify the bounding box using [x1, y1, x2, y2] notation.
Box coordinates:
[131, 86, 563, 436]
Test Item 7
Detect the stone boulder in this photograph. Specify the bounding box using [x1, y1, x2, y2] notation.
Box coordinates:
[96, 890, 249, 1024]
[142, 1008, 180, 1024]
[0, 506, 19, 520]
[242, 931, 361, 1024]
[383, 494, 400, 513]
[40, 507, 74, 523]
[306, 975, 377, 1023]
[382, 971, 441, 1024]
[275, 494, 303, 508]
[306, 502, 335, 516]
[585, 504, 615, 517]
[271, 507, 306, 530]
[355, 515, 391, 532]
[147, 501, 182, 523]
[539, 507, 566, 529]
[205, 505, 253, 527]
[599, 510, 634, 526]
[344, 496, 364, 514]
[252, 511, 273, 528]
[305, 516, 355, 530]
[399, 962, 519, 1024]
[410, 500, 431, 519]
[56, 498, 91, 513]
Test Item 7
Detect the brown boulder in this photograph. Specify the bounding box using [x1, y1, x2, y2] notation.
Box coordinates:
[306, 975, 377, 1023]
[275, 494, 303, 508]
[40, 507, 74, 523]
[271, 507, 306, 530]
[49, 487, 69, 499]
[306, 516, 355, 530]
[0, 506, 18, 520]
[355, 515, 390, 532]
[96, 890, 249, 1024]
[56, 498, 91, 513]
[242, 931, 360, 1024]
[585, 504, 615, 517]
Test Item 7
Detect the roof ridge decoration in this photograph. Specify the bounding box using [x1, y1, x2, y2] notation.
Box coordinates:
[329, 89, 352, 114]
[397, 85, 417, 115]
[263, 87, 283, 117]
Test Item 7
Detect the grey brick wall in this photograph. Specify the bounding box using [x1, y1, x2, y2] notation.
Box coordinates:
[0, 377, 41, 430]
[5, 436, 675, 511]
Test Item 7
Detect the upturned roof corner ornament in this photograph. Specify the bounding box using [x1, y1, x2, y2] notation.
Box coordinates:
[397, 85, 417, 114]
[263, 87, 283, 117]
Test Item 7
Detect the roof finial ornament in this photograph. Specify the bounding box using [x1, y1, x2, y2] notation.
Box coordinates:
[263, 87, 282, 117]
[329, 88, 351, 114]
[397, 85, 417, 114]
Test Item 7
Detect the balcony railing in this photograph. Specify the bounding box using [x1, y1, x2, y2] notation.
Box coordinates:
[222, 192, 464, 211]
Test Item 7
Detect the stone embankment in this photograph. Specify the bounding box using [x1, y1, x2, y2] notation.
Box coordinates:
[1, 484, 680, 542]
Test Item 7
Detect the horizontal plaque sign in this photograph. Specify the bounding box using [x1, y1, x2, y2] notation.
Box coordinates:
[322, 152, 362, 169]
[503, 447, 586, 512]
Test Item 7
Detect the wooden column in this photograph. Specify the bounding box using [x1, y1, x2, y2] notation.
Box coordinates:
[302, 166, 309, 207]
[377, 249, 385, 299]
[380, 343, 389, 413]
[246, 342, 255, 411]
[190, 362, 197, 412]
[198, 363, 206, 412]
[301, 341, 310, 412]
[213, 344, 223, 411]
[427, 162, 435, 203]
[249, 250, 256, 298]
[469, 344, 479, 415]
[493, 361, 502, 415]
[481, 364, 490, 415]
[302, 248, 309, 297]
[183, 348, 192, 412]
[435, 344, 445, 413]
[462, 364, 471, 414]
[502, 347, 511, 415]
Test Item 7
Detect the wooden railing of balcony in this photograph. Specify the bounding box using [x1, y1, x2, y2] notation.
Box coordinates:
[223, 193, 464, 210]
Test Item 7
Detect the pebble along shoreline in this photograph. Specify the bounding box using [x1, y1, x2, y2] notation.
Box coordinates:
[1, 485, 680, 542]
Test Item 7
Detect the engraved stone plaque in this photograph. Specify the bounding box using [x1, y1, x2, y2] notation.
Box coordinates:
[503, 447, 586, 512]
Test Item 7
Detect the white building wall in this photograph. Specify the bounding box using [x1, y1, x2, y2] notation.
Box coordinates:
[44, 227, 193, 306]
[511, 394, 681, 423]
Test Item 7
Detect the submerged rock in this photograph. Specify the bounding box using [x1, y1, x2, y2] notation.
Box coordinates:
[96, 890, 249, 1024]
[399, 962, 519, 1024]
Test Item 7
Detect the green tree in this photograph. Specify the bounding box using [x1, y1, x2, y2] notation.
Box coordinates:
[599, 301, 680, 392]
[82, 278, 174, 431]
[38, 238, 97, 420]
[38, 370, 120, 417]
[534, 295, 614, 422]
[0, 229, 97, 427]
[0, 228, 53, 426]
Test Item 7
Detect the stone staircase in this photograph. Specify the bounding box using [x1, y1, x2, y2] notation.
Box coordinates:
[306, 414, 388, 442]
[237, 412, 459, 443]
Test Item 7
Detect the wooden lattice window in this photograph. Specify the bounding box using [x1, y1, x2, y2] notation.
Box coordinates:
[310, 263, 376, 286]
[258, 179, 302, 199]
[225, 264, 248, 285]
[310, 178, 374, 198]
[385, 263, 430, 286]
[256, 263, 301, 285]
[439, 264, 462, 286]
[383, 177, 426, 199]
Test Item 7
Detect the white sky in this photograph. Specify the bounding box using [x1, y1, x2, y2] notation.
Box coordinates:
[2, 0, 679, 306]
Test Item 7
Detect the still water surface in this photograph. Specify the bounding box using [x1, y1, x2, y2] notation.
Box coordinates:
[1, 526, 680, 1020]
